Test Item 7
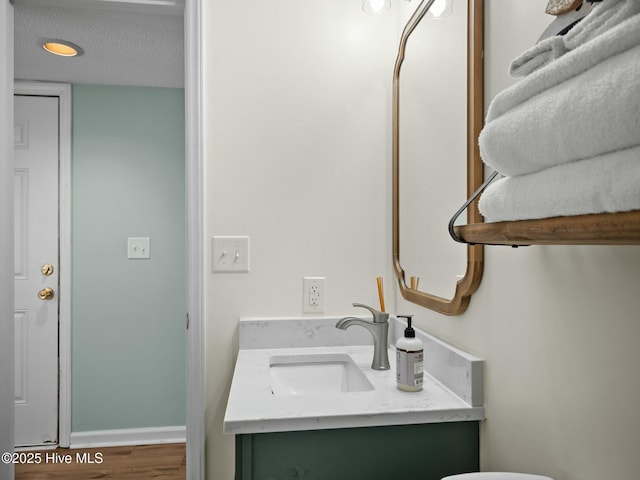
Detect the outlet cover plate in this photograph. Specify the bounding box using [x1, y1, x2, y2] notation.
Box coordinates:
[303, 276, 325, 313]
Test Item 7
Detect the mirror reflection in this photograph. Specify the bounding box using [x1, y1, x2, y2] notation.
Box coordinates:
[393, 0, 484, 315]
[399, 0, 468, 300]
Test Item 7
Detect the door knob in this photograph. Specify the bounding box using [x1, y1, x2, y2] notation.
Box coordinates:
[41, 263, 54, 276]
[38, 287, 55, 300]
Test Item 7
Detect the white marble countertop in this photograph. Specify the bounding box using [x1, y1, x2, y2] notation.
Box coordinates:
[223, 316, 485, 435]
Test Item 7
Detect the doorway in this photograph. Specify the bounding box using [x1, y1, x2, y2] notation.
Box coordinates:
[13, 82, 71, 450]
[13, 92, 60, 447]
[7, 1, 204, 479]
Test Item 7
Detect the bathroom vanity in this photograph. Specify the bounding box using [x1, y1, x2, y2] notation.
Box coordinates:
[224, 316, 484, 480]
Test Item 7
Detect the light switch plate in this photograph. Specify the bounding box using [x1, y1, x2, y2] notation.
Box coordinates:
[128, 237, 150, 259]
[212, 236, 250, 272]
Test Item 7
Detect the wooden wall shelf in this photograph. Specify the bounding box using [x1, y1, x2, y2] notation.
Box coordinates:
[452, 210, 640, 246]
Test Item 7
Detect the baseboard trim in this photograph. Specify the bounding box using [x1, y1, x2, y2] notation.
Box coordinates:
[70, 426, 186, 449]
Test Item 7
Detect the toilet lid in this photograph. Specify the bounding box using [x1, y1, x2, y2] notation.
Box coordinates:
[441, 473, 554, 480]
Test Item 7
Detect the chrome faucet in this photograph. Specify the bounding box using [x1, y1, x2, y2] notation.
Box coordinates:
[336, 303, 390, 370]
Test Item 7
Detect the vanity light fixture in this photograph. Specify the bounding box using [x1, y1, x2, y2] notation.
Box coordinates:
[40, 39, 84, 57]
[427, 0, 454, 19]
[362, 0, 391, 14]
[363, 0, 453, 18]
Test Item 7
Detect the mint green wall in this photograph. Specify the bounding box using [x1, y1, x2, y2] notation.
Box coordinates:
[71, 85, 185, 431]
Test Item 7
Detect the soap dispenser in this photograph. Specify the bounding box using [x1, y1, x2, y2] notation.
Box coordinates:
[395, 315, 423, 392]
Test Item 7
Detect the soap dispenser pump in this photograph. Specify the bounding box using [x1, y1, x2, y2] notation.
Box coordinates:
[395, 315, 424, 392]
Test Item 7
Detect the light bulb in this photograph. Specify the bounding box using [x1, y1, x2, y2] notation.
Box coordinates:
[428, 0, 453, 19]
[362, 0, 391, 14]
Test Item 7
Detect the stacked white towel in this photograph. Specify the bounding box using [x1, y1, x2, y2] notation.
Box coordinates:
[477, 0, 640, 222]
[479, 146, 640, 222]
[510, 0, 640, 78]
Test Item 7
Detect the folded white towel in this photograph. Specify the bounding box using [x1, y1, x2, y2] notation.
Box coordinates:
[509, 36, 568, 79]
[485, 11, 640, 123]
[566, 0, 640, 50]
[478, 145, 640, 222]
[479, 41, 640, 177]
[511, 0, 640, 78]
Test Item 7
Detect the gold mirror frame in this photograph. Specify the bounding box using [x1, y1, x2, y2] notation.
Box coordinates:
[392, 0, 484, 316]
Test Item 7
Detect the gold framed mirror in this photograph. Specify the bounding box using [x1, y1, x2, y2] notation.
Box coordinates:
[392, 0, 484, 316]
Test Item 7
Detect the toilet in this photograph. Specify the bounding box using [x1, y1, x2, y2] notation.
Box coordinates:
[441, 474, 554, 480]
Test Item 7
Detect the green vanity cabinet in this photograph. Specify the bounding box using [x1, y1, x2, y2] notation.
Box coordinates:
[235, 421, 479, 480]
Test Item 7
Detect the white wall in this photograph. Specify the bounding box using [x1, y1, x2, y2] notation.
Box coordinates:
[203, 1, 396, 478]
[399, 2, 640, 480]
[0, 2, 14, 478]
[203, 1, 640, 479]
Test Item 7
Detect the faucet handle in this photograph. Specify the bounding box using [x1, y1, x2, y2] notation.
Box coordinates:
[352, 303, 389, 324]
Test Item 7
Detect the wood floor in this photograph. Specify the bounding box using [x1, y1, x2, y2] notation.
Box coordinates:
[15, 443, 186, 480]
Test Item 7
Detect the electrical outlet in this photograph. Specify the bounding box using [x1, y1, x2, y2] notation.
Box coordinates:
[303, 277, 325, 313]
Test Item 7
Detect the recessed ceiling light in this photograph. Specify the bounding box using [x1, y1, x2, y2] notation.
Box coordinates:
[40, 39, 84, 57]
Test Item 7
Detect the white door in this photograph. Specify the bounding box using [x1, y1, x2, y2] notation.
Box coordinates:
[14, 94, 59, 447]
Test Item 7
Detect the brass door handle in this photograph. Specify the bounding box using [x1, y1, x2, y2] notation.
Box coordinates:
[41, 263, 54, 276]
[38, 287, 55, 300]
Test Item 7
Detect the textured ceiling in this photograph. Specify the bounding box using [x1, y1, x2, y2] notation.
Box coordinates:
[14, 0, 184, 88]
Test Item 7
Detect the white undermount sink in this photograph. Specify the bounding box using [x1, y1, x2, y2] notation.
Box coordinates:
[269, 352, 374, 396]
